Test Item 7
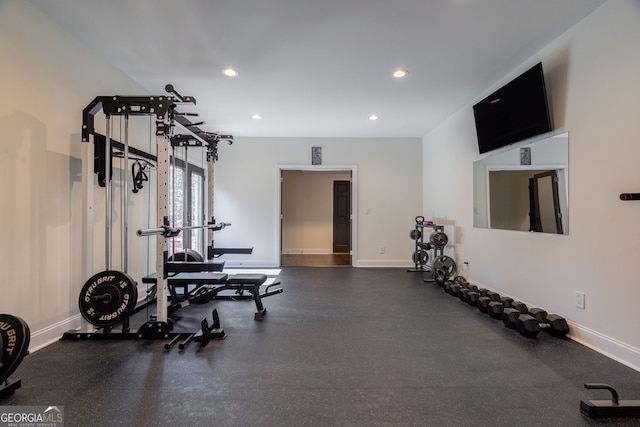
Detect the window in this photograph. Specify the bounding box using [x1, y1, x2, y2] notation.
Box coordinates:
[169, 158, 205, 256]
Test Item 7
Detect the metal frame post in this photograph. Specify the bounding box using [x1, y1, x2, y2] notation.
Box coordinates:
[155, 129, 170, 324]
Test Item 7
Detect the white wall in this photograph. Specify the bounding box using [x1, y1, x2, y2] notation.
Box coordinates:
[423, 0, 640, 369]
[0, 1, 153, 349]
[213, 137, 422, 267]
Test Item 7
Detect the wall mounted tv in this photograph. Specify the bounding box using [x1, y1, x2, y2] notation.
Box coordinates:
[473, 62, 553, 154]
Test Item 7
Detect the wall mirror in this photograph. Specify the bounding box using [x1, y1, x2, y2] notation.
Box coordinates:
[473, 132, 568, 234]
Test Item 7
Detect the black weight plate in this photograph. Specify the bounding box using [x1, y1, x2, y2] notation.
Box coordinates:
[79, 270, 138, 327]
[454, 276, 467, 285]
[169, 249, 204, 263]
[429, 231, 448, 247]
[411, 250, 429, 265]
[0, 314, 31, 384]
[433, 255, 457, 279]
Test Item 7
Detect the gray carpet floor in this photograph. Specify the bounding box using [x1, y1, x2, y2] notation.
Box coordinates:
[3, 267, 640, 426]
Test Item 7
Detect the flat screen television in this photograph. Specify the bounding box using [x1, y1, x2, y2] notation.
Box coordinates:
[473, 63, 553, 154]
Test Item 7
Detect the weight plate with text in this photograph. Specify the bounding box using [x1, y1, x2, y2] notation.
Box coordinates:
[0, 314, 31, 384]
[79, 270, 138, 327]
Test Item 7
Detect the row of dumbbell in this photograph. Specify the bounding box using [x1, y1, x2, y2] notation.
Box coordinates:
[442, 277, 569, 338]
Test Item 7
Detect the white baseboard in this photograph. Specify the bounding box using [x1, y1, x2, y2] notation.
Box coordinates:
[281, 249, 332, 255]
[355, 260, 414, 268]
[29, 314, 82, 353]
[567, 321, 640, 373]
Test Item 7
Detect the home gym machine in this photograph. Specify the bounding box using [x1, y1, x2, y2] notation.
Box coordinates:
[62, 86, 231, 348]
[407, 216, 457, 283]
[139, 86, 283, 321]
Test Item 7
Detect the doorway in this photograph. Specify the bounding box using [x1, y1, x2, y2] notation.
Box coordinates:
[277, 166, 357, 267]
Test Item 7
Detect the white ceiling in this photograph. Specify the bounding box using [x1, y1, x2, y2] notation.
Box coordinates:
[29, 0, 606, 138]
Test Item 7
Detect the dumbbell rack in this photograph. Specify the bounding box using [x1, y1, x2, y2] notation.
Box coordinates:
[407, 219, 445, 274]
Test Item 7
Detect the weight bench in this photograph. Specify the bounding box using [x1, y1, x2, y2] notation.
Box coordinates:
[223, 274, 281, 320]
[142, 272, 283, 320]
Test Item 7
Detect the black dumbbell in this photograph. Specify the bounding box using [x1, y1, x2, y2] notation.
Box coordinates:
[450, 281, 468, 297]
[502, 301, 529, 328]
[463, 285, 480, 305]
[475, 289, 491, 312]
[516, 308, 569, 338]
[459, 286, 472, 302]
[443, 281, 454, 294]
[485, 293, 505, 318]
[477, 292, 504, 313]
[501, 296, 514, 308]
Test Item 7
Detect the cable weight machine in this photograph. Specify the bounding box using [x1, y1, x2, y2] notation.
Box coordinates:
[63, 86, 232, 346]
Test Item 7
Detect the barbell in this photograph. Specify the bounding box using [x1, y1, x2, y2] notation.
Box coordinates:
[137, 222, 231, 237]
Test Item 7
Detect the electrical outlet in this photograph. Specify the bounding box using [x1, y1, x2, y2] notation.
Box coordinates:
[379, 246, 385, 254]
[575, 291, 585, 309]
[463, 261, 470, 271]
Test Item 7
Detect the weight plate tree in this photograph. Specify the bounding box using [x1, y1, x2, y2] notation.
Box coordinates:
[0, 314, 30, 384]
[79, 270, 138, 327]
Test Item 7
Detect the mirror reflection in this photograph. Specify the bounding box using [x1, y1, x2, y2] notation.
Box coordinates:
[473, 132, 568, 234]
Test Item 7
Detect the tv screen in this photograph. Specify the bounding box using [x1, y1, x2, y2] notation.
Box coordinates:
[473, 63, 552, 154]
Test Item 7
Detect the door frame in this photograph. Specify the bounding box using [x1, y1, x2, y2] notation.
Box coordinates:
[276, 164, 357, 267]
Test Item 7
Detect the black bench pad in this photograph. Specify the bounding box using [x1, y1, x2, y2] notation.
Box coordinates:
[142, 272, 228, 284]
[226, 274, 268, 286]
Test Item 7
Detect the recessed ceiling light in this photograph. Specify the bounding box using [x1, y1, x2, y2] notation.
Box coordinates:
[222, 67, 239, 77]
[251, 114, 262, 120]
[392, 69, 408, 78]
[369, 115, 379, 121]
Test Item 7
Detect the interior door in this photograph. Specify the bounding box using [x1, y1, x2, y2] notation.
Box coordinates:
[332, 180, 351, 253]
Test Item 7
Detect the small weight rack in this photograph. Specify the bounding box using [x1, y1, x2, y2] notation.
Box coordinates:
[407, 216, 441, 271]
[407, 216, 457, 283]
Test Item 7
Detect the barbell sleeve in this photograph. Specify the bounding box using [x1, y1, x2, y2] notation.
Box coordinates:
[137, 227, 168, 236]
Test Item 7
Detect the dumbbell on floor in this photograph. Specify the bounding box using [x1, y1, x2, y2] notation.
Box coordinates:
[516, 308, 569, 338]
[483, 293, 505, 317]
[502, 301, 529, 328]
[446, 276, 468, 296]
[438, 276, 570, 340]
